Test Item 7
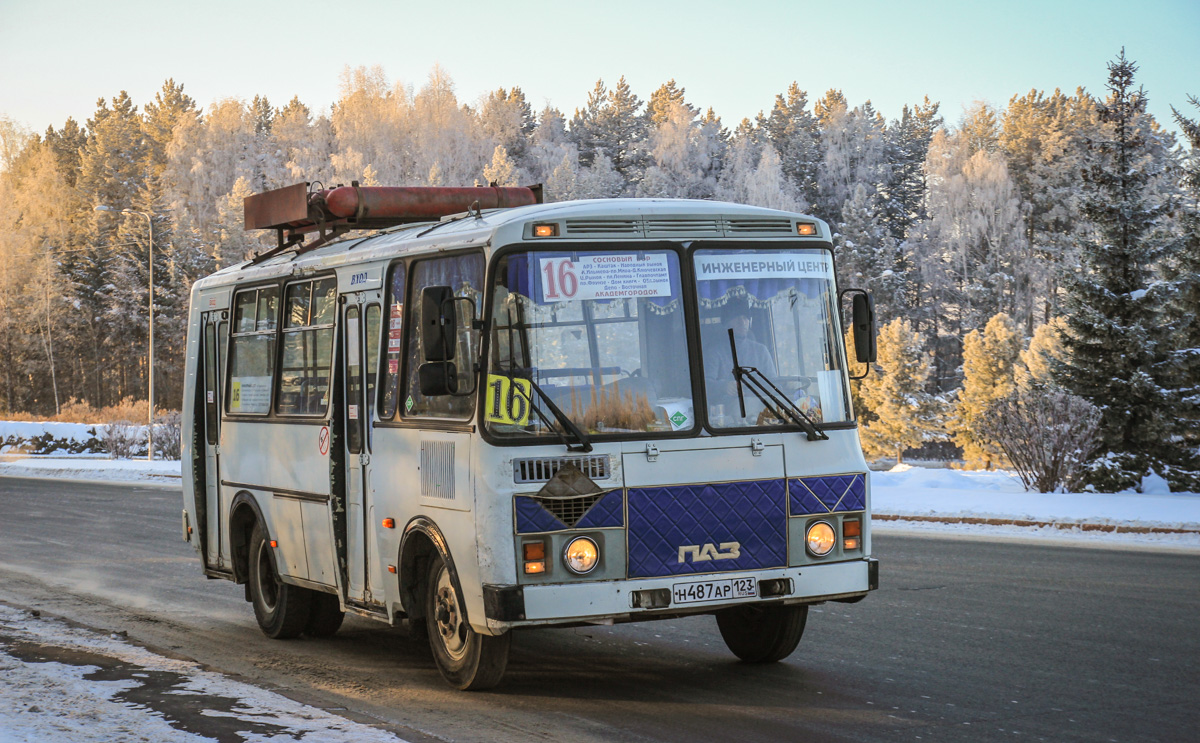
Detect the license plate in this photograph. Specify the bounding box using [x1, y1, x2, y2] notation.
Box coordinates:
[671, 577, 757, 605]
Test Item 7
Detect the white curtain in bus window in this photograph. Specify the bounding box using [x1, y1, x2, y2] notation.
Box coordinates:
[228, 286, 279, 415]
[277, 277, 337, 416]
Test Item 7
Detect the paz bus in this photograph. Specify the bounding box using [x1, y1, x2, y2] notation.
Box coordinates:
[180, 181, 880, 690]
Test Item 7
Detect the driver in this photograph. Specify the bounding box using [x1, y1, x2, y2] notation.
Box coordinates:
[706, 296, 776, 405]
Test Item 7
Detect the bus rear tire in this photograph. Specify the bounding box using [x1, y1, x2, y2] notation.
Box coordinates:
[715, 603, 808, 663]
[305, 591, 345, 638]
[424, 555, 510, 690]
[248, 523, 311, 639]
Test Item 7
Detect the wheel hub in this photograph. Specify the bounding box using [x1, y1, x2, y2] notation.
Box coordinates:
[433, 567, 468, 661]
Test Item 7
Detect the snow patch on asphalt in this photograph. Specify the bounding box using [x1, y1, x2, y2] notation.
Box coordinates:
[0, 604, 407, 742]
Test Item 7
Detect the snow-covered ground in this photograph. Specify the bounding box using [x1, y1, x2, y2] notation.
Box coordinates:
[0, 604, 406, 743]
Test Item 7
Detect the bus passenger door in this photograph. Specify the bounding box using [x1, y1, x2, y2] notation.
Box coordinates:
[342, 293, 384, 605]
[201, 312, 226, 569]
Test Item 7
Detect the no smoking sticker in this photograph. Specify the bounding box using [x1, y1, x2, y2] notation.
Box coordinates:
[318, 426, 330, 456]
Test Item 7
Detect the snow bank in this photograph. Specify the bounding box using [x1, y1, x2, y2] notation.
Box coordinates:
[872, 465, 1200, 529]
[0, 456, 181, 482]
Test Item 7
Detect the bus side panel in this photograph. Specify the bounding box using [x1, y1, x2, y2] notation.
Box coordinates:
[221, 419, 335, 585]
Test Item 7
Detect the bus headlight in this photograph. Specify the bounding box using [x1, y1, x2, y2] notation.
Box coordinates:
[563, 536, 599, 574]
[806, 521, 836, 557]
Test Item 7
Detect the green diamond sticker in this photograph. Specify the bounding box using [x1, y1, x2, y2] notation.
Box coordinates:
[670, 411, 688, 427]
[405, 395, 414, 412]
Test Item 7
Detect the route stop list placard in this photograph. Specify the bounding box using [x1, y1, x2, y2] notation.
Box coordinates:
[539, 254, 672, 302]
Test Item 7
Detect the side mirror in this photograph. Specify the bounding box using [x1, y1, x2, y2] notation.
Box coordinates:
[421, 286, 455, 362]
[419, 287, 479, 397]
[419, 361, 458, 396]
[851, 292, 877, 364]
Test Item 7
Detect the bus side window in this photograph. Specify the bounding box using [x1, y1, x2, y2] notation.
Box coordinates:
[403, 252, 484, 419]
[227, 286, 278, 415]
[277, 277, 337, 416]
[379, 264, 407, 419]
[365, 303, 381, 424]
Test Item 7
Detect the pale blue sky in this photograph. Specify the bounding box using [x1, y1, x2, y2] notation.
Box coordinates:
[1, 0, 1196, 136]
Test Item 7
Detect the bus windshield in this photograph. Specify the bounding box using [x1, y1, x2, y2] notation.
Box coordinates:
[695, 247, 852, 428]
[487, 249, 694, 438]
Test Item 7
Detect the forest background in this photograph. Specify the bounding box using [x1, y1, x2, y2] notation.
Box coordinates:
[0, 53, 1196, 491]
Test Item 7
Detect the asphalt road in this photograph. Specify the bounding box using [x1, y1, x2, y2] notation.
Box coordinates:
[1, 475, 1198, 743]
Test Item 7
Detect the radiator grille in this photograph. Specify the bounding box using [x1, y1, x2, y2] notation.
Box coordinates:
[536, 492, 606, 527]
[420, 441, 455, 499]
[514, 455, 611, 484]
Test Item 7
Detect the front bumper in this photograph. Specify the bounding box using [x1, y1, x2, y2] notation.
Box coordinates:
[484, 557, 878, 630]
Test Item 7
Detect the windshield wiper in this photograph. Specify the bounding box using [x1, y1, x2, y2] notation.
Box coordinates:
[728, 329, 829, 442]
[506, 372, 593, 453]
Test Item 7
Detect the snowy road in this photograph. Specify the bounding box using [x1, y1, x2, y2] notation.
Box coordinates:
[1, 475, 1198, 742]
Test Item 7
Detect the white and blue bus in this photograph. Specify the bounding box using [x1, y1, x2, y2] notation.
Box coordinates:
[181, 183, 879, 690]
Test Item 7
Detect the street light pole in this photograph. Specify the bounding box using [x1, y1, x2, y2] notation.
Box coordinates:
[94, 205, 155, 461]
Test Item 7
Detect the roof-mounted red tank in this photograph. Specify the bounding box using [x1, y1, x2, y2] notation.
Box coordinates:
[243, 181, 543, 259]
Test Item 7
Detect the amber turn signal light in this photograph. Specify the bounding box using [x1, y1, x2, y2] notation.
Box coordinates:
[382, 518, 395, 529]
[523, 540, 547, 574]
[797, 223, 817, 236]
[843, 519, 861, 538]
[532, 223, 558, 237]
[269, 540, 278, 548]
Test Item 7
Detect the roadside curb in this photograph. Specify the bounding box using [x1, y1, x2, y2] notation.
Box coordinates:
[875, 513, 1200, 535]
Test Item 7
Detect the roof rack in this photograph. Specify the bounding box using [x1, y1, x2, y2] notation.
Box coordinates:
[242, 181, 543, 266]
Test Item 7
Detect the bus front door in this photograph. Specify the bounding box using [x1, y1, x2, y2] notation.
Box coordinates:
[341, 295, 385, 606]
[201, 312, 228, 569]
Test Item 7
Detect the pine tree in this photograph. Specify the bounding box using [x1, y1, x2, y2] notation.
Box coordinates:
[953, 312, 1022, 469]
[480, 87, 535, 172]
[858, 318, 947, 463]
[1055, 50, 1179, 491]
[647, 80, 691, 127]
[1014, 317, 1068, 392]
[880, 97, 941, 241]
[763, 83, 819, 206]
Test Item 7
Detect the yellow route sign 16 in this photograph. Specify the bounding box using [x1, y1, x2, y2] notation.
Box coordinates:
[486, 374, 532, 426]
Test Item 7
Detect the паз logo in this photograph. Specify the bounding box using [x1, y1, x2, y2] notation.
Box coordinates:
[678, 542, 741, 563]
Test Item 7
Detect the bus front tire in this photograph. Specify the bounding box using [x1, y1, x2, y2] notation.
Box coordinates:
[248, 523, 311, 639]
[305, 591, 345, 638]
[715, 603, 808, 663]
[424, 555, 510, 690]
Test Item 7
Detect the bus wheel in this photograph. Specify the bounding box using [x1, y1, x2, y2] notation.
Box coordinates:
[248, 523, 311, 639]
[424, 555, 510, 690]
[715, 603, 808, 663]
[304, 591, 345, 638]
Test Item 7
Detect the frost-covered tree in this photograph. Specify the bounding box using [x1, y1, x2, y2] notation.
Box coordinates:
[880, 97, 941, 241]
[858, 318, 947, 463]
[834, 183, 908, 323]
[571, 77, 645, 190]
[637, 99, 718, 199]
[763, 83, 820, 206]
[1055, 51, 1181, 491]
[480, 87, 535, 173]
[952, 312, 1022, 469]
[716, 139, 804, 211]
[482, 145, 519, 187]
[1014, 317, 1069, 392]
[816, 100, 888, 224]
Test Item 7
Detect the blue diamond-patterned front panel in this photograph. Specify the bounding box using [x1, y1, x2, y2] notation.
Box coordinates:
[627, 479, 787, 578]
[514, 496, 567, 534]
[834, 475, 866, 511]
[789, 474, 866, 515]
[575, 489, 624, 529]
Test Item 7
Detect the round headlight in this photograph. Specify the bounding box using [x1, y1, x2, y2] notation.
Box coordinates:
[563, 536, 599, 574]
[806, 521, 836, 557]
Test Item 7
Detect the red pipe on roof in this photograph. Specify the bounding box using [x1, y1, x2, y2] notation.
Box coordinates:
[318, 185, 539, 221]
